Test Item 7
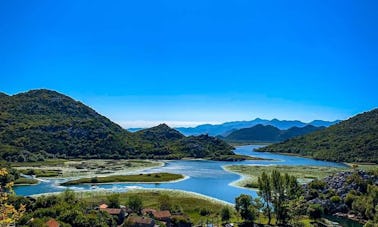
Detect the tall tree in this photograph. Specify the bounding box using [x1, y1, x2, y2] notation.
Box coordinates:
[235, 194, 257, 224]
[257, 171, 272, 224]
[271, 170, 289, 225]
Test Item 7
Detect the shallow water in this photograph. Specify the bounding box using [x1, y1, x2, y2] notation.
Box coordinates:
[14, 145, 347, 203]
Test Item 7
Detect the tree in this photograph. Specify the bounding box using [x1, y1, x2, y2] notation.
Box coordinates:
[235, 194, 257, 223]
[271, 170, 290, 225]
[257, 171, 272, 224]
[307, 204, 323, 220]
[220, 207, 231, 222]
[0, 168, 26, 226]
[128, 195, 143, 214]
[158, 194, 171, 211]
[107, 193, 120, 208]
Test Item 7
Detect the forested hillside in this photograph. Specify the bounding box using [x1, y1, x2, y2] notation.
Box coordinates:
[258, 109, 378, 163]
[0, 89, 233, 162]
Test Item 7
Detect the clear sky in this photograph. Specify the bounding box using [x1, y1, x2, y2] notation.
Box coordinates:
[1, 0, 377, 128]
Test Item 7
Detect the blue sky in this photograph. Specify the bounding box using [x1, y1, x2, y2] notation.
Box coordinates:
[1, 0, 377, 128]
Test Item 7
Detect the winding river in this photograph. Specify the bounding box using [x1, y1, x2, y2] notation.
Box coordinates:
[15, 145, 347, 203]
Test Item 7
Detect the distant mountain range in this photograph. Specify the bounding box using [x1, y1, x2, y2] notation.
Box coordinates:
[0, 89, 233, 162]
[258, 108, 378, 163]
[171, 118, 340, 136]
[219, 124, 325, 143]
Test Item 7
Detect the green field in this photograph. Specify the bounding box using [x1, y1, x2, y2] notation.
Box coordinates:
[61, 172, 184, 185]
[19, 169, 62, 177]
[13, 159, 163, 178]
[14, 177, 39, 185]
[224, 165, 349, 188]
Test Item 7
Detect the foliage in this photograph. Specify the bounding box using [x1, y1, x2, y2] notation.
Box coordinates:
[307, 204, 323, 220]
[235, 194, 258, 223]
[18, 190, 115, 226]
[0, 168, 26, 226]
[107, 193, 120, 208]
[127, 195, 143, 214]
[158, 194, 171, 211]
[257, 108, 378, 163]
[61, 172, 184, 185]
[220, 207, 231, 222]
[256, 170, 302, 225]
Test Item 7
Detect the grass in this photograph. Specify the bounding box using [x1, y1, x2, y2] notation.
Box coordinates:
[9, 159, 68, 167]
[14, 177, 39, 185]
[77, 189, 239, 225]
[19, 169, 62, 177]
[13, 159, 163, 178]
[224, 165, 349, 188]
[61, 172, 184, 185]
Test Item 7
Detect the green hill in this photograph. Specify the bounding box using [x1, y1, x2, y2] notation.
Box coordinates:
[0, 89, 233, 162]
[257, 109, 378, 163]
[221, 124, 323, 143]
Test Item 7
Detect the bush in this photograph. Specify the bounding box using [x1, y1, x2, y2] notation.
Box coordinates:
[308, 179, 326, 190]
[330, 195, 341, 203]
[307, 204, 323, 220]
[199, 208, 210, 216]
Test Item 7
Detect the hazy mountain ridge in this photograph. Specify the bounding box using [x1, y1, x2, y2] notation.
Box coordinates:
[173, 118, 340, 136]
[219, 124, 325, 143]
[257, 108, 378, 163]
[0, 89, 234, 161]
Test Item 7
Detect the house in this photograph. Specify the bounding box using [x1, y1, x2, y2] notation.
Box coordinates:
[142, 208, 157, 216]
[45, 219, 60, 227]
[100, 208, 127, 224]
[127, 216, 155, 227]
[152, 210, 171, 222]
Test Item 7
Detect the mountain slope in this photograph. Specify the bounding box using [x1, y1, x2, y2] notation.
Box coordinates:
[221, 124, 324, 143]
[257, 109, 378, 163]
[0, 89, 234, 161]
[175, 118, 339, 136]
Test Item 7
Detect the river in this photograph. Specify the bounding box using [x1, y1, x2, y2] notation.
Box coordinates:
[15, 145, 347, 204]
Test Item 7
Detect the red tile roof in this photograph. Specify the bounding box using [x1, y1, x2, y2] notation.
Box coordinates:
[100, 208, 122, 215]
[128, 216, 154, 225]
[153, 210, 171, 219]
[45, 219, 60, 227]
[99, 203, 108, 209]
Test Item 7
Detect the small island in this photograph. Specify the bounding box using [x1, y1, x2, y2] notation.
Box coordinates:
[61, 172, 184, 186]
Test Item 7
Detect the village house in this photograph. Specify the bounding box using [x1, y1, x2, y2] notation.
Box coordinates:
[126, 215, 155, 227]
[100, 207, 127, 224]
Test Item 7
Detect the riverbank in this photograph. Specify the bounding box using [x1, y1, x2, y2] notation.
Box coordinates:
[223, 165, 349, 188]
[13, 159, 164, 179]
[61, 172, 185, 185]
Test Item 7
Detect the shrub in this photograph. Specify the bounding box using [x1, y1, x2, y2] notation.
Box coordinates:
[330, 195, 341, 203]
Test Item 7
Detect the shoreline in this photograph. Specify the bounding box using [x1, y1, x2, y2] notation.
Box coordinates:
[62, 175, 190, 186]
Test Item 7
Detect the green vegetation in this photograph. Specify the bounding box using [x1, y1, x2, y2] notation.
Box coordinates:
[224, 165, 348, 188]
[220, 124, 323, 143]
[0, 89, 234, 162]
[19, 168, 61, 177]
[257, 108, 378, 163]
[14, 177, 39, 185]
[61, 173, 184, 185]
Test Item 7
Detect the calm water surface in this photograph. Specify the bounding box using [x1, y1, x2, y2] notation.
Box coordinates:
[15, 145, 347, 203]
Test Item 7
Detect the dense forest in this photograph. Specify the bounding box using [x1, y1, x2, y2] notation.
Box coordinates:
[0, 89, 234, 162]
[258, 109, 378, 163]
[219, 124, 324, 143]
